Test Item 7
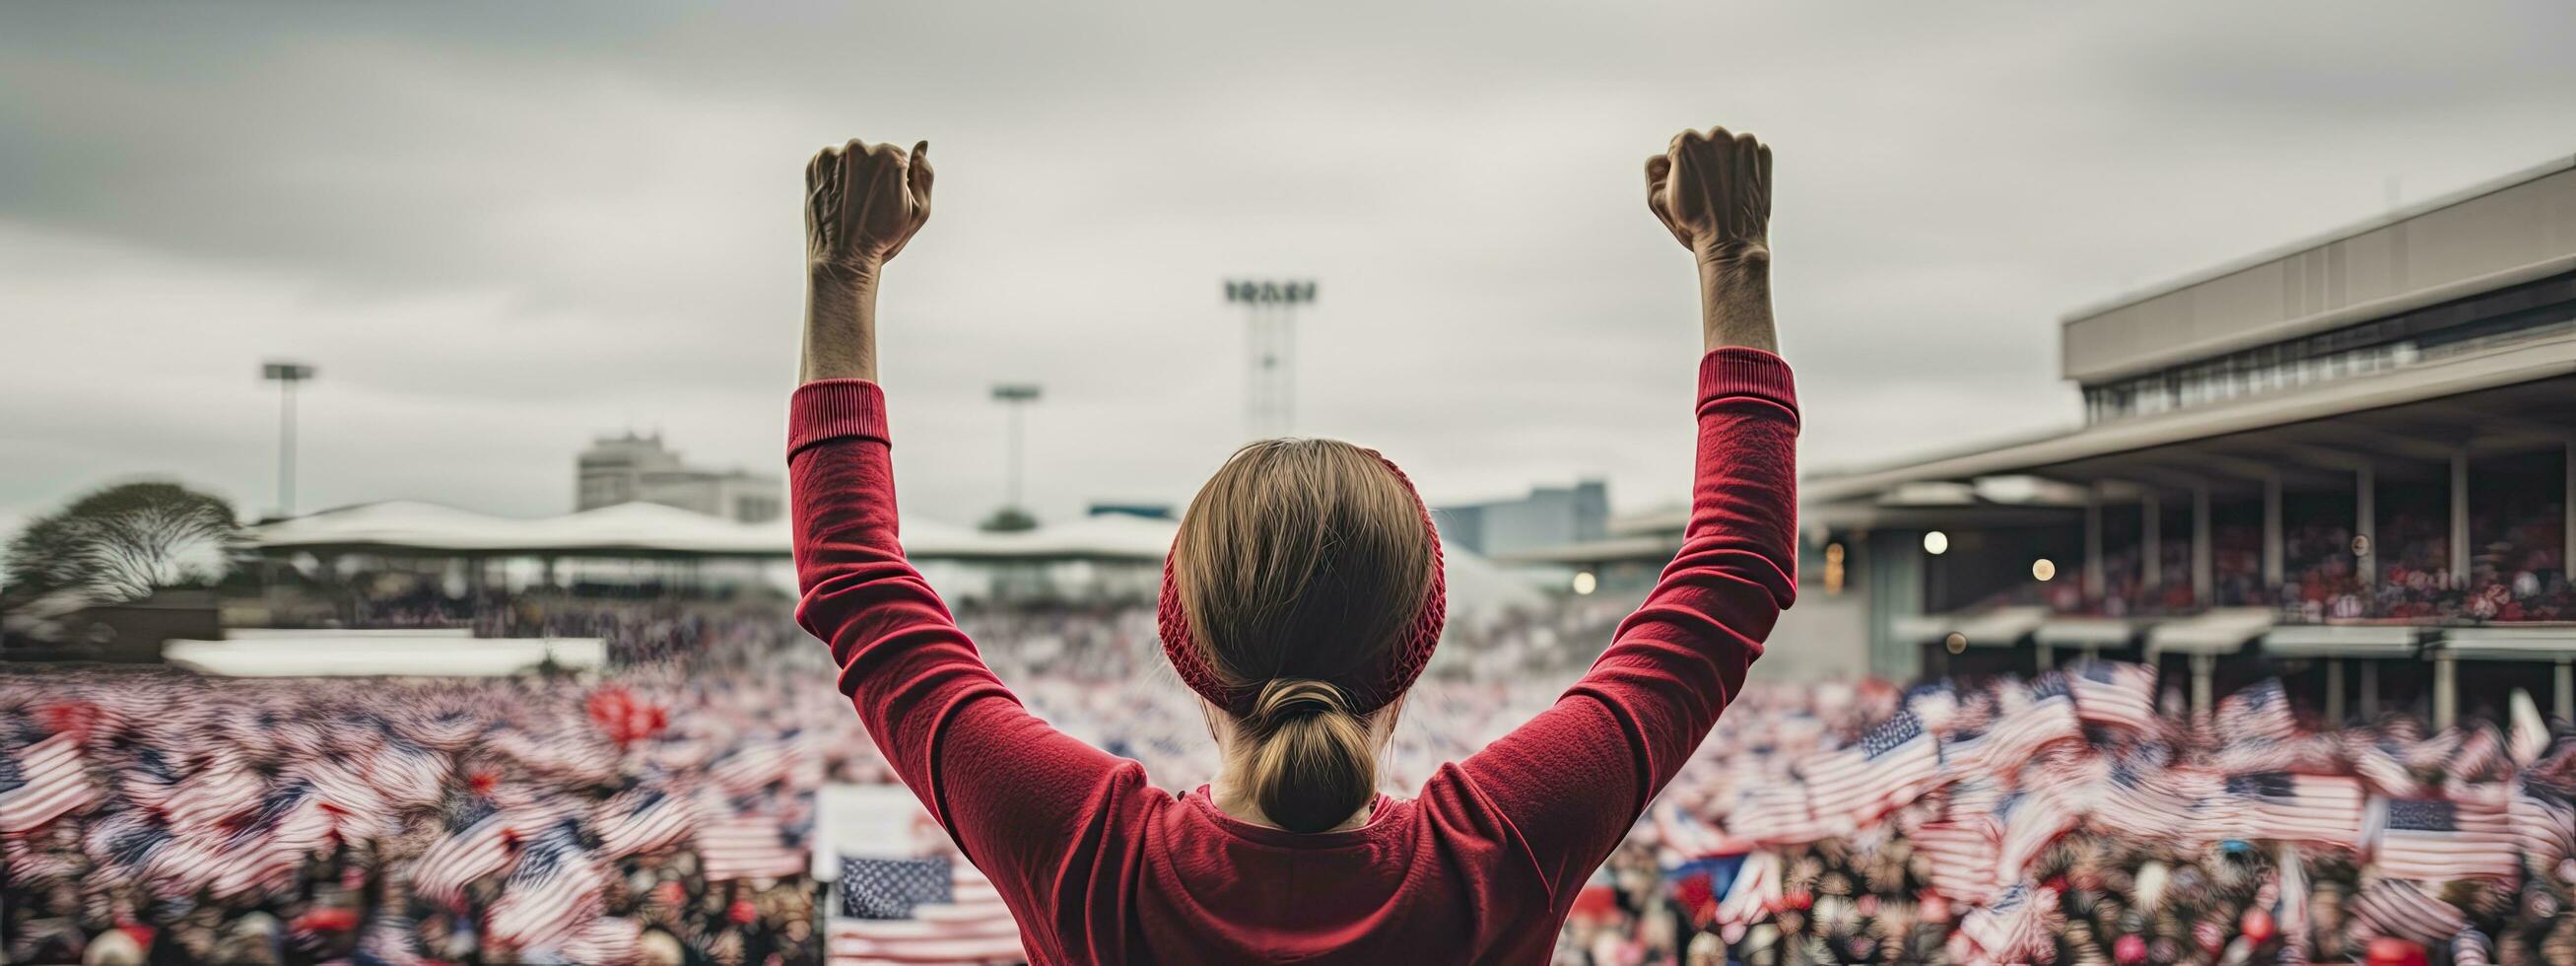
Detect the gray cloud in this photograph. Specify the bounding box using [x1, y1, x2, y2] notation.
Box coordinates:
[3, 0, 2573, 528]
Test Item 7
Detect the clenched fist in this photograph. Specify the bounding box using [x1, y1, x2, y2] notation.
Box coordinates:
[806, 138, 933, 277]
[1646, 126, 1770, 262]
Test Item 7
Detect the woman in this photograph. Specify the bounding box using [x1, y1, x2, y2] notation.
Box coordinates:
[788, 126, 1797, 964]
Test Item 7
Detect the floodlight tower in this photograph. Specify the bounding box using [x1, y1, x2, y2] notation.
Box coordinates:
[1224, 279, 1316, 440]
[261, 361, 317, 518]
[990, 382, 1044, 518]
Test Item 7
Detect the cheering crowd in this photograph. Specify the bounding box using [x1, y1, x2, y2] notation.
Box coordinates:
[8, 595, 2576, 964]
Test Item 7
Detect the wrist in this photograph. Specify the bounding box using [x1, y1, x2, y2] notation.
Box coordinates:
[1693, 241, 1771, 274]
[809, 257, 884, 290]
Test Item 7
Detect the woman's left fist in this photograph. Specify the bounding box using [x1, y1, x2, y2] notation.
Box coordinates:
[806, 138, 933, 276]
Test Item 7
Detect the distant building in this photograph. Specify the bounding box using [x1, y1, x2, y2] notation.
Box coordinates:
[576, 432, 781, 523]
[1435, 480, 1607, 557]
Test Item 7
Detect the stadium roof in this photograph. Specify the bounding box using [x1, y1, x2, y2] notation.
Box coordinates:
[246, 503, 1549, 612]
[1805, 327, 2576, 510]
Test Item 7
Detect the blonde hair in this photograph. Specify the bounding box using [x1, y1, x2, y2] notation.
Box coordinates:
[1173, 439, 1436, 833]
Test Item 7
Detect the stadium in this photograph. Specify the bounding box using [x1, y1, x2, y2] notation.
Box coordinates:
[8, 8, 2576, 964]
[7, 154, 2574, 964]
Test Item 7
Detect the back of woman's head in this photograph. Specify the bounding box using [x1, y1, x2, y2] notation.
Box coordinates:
[1168, 439, 1441, 832]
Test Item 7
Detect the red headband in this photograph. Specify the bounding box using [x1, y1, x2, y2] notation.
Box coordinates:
[1156, 450, 1447, 719]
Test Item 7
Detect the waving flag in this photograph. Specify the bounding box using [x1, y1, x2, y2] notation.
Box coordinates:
[1982, 674, 2082, 776]
[1911, 816, 2000, 903]
[484, 818, 607, 955]
[2374, 796, 2519, 881]
[698, 795, 808, 882]
[1802, 711, 1939, 827]
[595, 785, 699, 859]
[2509, 777, 2576, 874]
[2223, 773, 2365, 849]
[2215, 679, 2295, 744]
[2068, 660, 2159, 734]
[0, 732, 96, 833]
[830, 855, 1025, 965]
[2345, 879, 2467, 946]
[407, 795, 517, 903]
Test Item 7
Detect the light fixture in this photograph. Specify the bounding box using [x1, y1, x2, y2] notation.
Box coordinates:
[2032, 558, 2057, 582]
[1923, 530, 1949, 556]
[1571, 572, 1597, 595]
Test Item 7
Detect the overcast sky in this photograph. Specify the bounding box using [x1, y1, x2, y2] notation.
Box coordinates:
[4, 2, 2573, 532]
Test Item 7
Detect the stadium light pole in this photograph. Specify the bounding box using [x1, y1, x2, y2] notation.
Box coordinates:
[262, 361, 316, 518]
[1225, 279, 1316, 440]
[991, 383, 1043, 517]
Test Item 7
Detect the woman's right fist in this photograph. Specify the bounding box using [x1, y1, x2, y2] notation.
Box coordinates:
[806, 138, 933, 276]
[1646, 126, 1770, 261]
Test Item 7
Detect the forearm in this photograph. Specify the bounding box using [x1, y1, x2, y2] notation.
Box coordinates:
[801, 263, 882, 383]
[1696, 245, 1777, 354]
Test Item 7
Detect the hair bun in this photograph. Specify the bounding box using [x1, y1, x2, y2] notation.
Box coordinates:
[1250, 679, 1346, 729]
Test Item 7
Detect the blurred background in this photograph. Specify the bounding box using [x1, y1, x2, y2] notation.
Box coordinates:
[6, 2, 2576, 964]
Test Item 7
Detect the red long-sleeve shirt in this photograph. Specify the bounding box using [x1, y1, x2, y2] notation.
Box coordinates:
[788, 348, 1798, 965]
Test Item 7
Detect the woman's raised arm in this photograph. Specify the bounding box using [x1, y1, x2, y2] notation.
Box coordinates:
[1457, 126, 1798, 894]
[785, 142, 1158, 932]
[801, 138, 932, 383]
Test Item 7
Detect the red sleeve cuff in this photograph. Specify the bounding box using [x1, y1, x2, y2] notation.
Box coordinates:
[1698, 348, 1798, 431]
[787, 380, 890, 459]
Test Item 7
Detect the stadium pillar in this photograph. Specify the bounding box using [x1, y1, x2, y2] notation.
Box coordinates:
[2450, 451, 2471, 585]
[2355, 465, 2376, 587]
[2557, 657, 2574, 722]
[2192, 485, 2213, 604]
[2432, 652, 2458, 730]
[2190, 653, 2215, 715]
[2141, 495, 2161, 589]
[2564, 443, 2574, 581]
[2358, 660, 2380, 719]
[2262, 473, 2283, 586]
[2084, 493, 2105, 599]
[2325, 658, 2345, 725]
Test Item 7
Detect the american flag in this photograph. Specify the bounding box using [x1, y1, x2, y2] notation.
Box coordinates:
[2445, 724, 2510, 783]
[2222, 772, 2366, 849]
[1722, 783, 1821, 845]
[831, 855, 1026, 965]
[1980, 674, 2082, 782]
[595, 784, 699, 859]
[1801, 711, 1939, 827]
[2090, 762, 2212, 847]
[2373, 795, 2520, 881]
[484, 818, 607, 955]
[2345, 879, 2466, 946]
[2509, 777, 2576, 875]
[698, 794, 809, 881]
[2067, 660, 2159, 735]
[407, 794, 517, 902]
[2214, 679, 2295, 744]
[1910, 817, 2000, 903]
[1993, 783, 2083, 883]
[2345, 734, 2427, 798]
[0, 732, 96, 833]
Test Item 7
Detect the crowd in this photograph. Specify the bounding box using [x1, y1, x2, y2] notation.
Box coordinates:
[2024, 502, 2575, 625]
[9, 595, 2576, 964]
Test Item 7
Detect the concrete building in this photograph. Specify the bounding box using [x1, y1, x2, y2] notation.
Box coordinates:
[1799, 152, 2576, 723]
[1492, 152, 2576, 705]
[1434, 480, 1608, 558]
[576, 432, 782, 523]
